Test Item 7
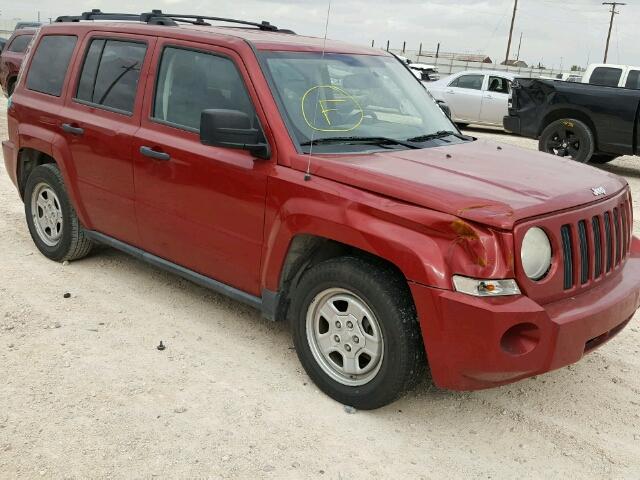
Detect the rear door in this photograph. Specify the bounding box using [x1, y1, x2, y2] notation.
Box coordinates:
[479, 75, 511, 125]
[59, 32, 156, 246]
[443, 73, 484, 123]
[132, 39, 271, 296]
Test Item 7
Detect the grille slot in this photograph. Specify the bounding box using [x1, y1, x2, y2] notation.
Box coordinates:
[613, 208, 621, 265]
[560, 225, 574, 289]
[592, 216, 602, 278]
[577, 220, 589, 284]
[604, 212, 613, 272]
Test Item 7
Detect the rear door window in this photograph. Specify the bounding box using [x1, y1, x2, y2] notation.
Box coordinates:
[7, 34, 33, 53]
[487, 76, 511, 94]
[625, 70, 640, 90]
[451, 74, 484, 90]
[75, 38, 147, 114]
[26, 35, 77, 96]
[589, 67, 622, 87]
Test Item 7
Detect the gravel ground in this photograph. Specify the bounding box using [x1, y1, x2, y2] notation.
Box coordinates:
[1, 99, 639, 479]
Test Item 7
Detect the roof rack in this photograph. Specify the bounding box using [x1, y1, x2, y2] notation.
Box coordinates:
[55, 9, 294, 33]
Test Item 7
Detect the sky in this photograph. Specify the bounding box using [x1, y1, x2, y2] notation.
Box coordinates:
[1, 0, 637, 70]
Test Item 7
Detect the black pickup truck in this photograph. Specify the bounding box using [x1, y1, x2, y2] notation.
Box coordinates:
[504, 78, 640, 164]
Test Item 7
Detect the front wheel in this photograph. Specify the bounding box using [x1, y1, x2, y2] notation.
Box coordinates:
[290, 257, 425, 410]
[539, 118, 594, 163]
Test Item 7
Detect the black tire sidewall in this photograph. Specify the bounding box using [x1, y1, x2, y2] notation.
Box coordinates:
[24, 165, 76, 261]
[539, 119, 594, 163]
[290, 258, 419, 409]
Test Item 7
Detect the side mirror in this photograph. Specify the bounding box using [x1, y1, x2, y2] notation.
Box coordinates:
[200, 109, 270, 159]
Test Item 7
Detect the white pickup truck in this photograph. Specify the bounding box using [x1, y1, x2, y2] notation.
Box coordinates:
[582, 63, 640, 89]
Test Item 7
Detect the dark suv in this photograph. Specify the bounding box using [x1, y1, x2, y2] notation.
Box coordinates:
[3, 10, 639, 409]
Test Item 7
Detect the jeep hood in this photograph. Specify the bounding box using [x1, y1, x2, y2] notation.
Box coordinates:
[302, 139, 627, 229]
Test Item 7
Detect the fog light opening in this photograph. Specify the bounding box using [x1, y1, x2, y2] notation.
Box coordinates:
[500, 323, 541, 356]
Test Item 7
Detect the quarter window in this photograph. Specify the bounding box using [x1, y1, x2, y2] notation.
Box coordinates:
[589, 67, 622, 87]
[152, 47, 256, 131]
[450, 74, 484, 90]
[76, 39, 147, 114]
[26, 35, 77, 97]
[7, 34, 33, 53]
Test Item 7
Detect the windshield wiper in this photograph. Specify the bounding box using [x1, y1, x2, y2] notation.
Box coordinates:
[300, 136, 420, 149]
[406, 130, 473, 143]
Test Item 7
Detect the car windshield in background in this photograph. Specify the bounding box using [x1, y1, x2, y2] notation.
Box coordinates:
[260, 52, 463, 153]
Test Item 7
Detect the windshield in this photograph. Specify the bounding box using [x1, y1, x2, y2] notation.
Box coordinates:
[260, 52, 461, 153]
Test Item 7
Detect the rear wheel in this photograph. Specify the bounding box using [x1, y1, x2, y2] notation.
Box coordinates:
[24, 164, 93, 262]
[539, 118, 594, 163]
[589, 154, 619, 164]
[7, 79, 16, 97]
[290, 257, 425, 410]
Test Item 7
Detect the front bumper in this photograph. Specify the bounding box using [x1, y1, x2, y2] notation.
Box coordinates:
[410, 238, 640, 390]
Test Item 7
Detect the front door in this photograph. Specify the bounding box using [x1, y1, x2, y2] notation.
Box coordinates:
[132, 40, 271, 296]
[443, 73, 485, 123]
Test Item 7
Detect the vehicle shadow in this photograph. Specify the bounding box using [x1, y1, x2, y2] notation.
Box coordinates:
[596, 162, 640, 180]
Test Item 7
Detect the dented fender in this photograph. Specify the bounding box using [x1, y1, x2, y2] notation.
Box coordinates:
[261, 168, 516, 292]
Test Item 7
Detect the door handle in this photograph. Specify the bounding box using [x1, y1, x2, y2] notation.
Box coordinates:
[485, 94, 494, 99]
[61, 123, 84, 136]
[446, 89, 455, 94]
[140, 146, 170, 161]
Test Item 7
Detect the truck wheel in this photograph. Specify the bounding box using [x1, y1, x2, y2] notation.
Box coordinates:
[24, 164, 93, 262]
[539, 119, 594, 163]
[289, 256, 425, 410]
[589, 154, 618, 164]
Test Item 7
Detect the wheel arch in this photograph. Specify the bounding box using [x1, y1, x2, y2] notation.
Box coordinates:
[16, 128, 92, 228]
[538, 108, 599, 149]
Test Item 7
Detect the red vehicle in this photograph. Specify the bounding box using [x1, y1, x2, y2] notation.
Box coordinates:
[3, 11, 640, 409]
[0, 28, 36, 97]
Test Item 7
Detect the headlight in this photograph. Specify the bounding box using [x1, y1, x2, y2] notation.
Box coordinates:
[453, 276, 521, 297]
[521, 227, 552, 280]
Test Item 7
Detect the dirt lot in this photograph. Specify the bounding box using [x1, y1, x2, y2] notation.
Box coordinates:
[1, 97, 639, 479]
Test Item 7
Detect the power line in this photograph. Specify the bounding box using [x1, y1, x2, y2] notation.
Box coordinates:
[603, 2, 625, 63]
[505, 0, 519, 64]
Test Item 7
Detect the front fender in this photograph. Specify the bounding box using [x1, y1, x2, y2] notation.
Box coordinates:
[261, 170, 515, 292]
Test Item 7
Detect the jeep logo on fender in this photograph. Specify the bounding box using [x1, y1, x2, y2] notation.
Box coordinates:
[592, 186, 607, 196]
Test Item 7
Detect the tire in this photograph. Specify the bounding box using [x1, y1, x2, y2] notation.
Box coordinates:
[539, 118, 594, 163]
[7, 79, 15, 97]
[456, 123, 469, 129]
[24, 164, 93, 262]
[289, 256, 425, 410]
[589, 154, 619, 164]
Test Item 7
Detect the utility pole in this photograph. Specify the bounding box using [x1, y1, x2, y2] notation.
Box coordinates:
[516, 32, 523, 62]
[505, 0, 518, 64]
[603, 2, 625, 63]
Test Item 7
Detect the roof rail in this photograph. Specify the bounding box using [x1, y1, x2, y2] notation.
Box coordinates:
[55, 9, 294, 33]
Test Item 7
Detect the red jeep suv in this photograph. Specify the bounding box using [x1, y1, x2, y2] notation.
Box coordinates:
[0, 28, 36, 97]
[3, 11, 639, 409]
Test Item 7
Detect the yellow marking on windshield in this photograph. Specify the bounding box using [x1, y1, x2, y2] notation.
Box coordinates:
[301, 85, 364, 132]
